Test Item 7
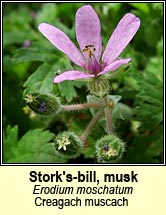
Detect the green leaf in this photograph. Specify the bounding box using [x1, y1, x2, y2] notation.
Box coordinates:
[4, 127, 59, 163]
[147, 124, 163, 157]
[129, 3, 150, 13]
[23, 63, 56, 95]
[12, 42, 58, 63]
[13, 47, 46, 63]
[3, 30, 36, 47]
[3, 125, 18, 162]
[116, 103, 132, 121]
[3, 5, 37, 47]
[58, 81, 78, 102]
[35, 3, 57, 27]
[134, 57, 163, 130]
[128, 39, 163, 163]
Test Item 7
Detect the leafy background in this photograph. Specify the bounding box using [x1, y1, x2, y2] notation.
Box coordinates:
[3, 2, 163, 164]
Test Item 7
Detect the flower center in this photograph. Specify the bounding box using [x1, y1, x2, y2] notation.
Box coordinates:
[82, 44, 101, 75]
[57, 136, 70, 151]
[82, 45, 96, 59]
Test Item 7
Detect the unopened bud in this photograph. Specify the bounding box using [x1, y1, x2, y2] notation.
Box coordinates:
[87, 76, 109, 97]
[24, 93, 60, 115]
[96, 134, 125, 163]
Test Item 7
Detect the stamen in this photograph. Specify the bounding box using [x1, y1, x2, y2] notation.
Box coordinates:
[24, 94, 37, 103]
[82, 44, 96, 58]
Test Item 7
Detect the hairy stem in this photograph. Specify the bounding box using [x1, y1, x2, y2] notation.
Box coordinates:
[105, 107, 113, 134]
[80, 108, 104, 145]
[61, 103, 104, 111]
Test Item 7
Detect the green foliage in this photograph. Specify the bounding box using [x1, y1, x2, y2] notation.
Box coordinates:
[23, 63, 56, 95]
[35, 3, 58, 26]
[58, 80, 84, 102]
[3, 5, 37, 48]
[3, 126, 57, 163]
[3, 125, 19, 162]
[3, 3, 164, 164]
[13, 43, 55, 63]
[129, 3, 150, 13]
[126, 40, 163, 163]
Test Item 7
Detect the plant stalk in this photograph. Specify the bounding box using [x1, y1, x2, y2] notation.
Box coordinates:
[105, 107, 113, 134]
[61, 102, 104, 111]
[80, 108, 104, 145]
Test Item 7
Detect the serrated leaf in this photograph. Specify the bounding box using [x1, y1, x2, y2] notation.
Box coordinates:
[134, 62, 163, 130]
[13, 47, 47, 63]
[129, 39, 163, 163]
[4, 128, 59, 163]
[12, 42, 58, 63]
[58, 81, 78, 102]
[23, 63, 56, 95]
[3, 125, 18, 162]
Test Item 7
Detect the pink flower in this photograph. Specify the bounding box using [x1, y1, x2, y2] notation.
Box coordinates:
[38, 5, 140, 83]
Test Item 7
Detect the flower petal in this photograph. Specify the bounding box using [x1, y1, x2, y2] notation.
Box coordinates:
[76, 5, 102, 61]
[54, 70, 94, 83]
[38, 23, 85, 67]
[102, 13, 140, 65]
[98, 58, 131, 75]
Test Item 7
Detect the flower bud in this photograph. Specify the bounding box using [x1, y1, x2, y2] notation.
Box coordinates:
[54, 131, 83, 159]
[96, 134, 125, 163]
[87, 76, 109, 97]
[24, 93, 60, 115]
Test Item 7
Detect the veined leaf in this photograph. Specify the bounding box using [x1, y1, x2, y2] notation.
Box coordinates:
[12, 42, 59, 63]
[129, 39, 163, 163]
[23, 63, 56, 95]
[58, 81, 78, 102]
[3, 127, 59, 163]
